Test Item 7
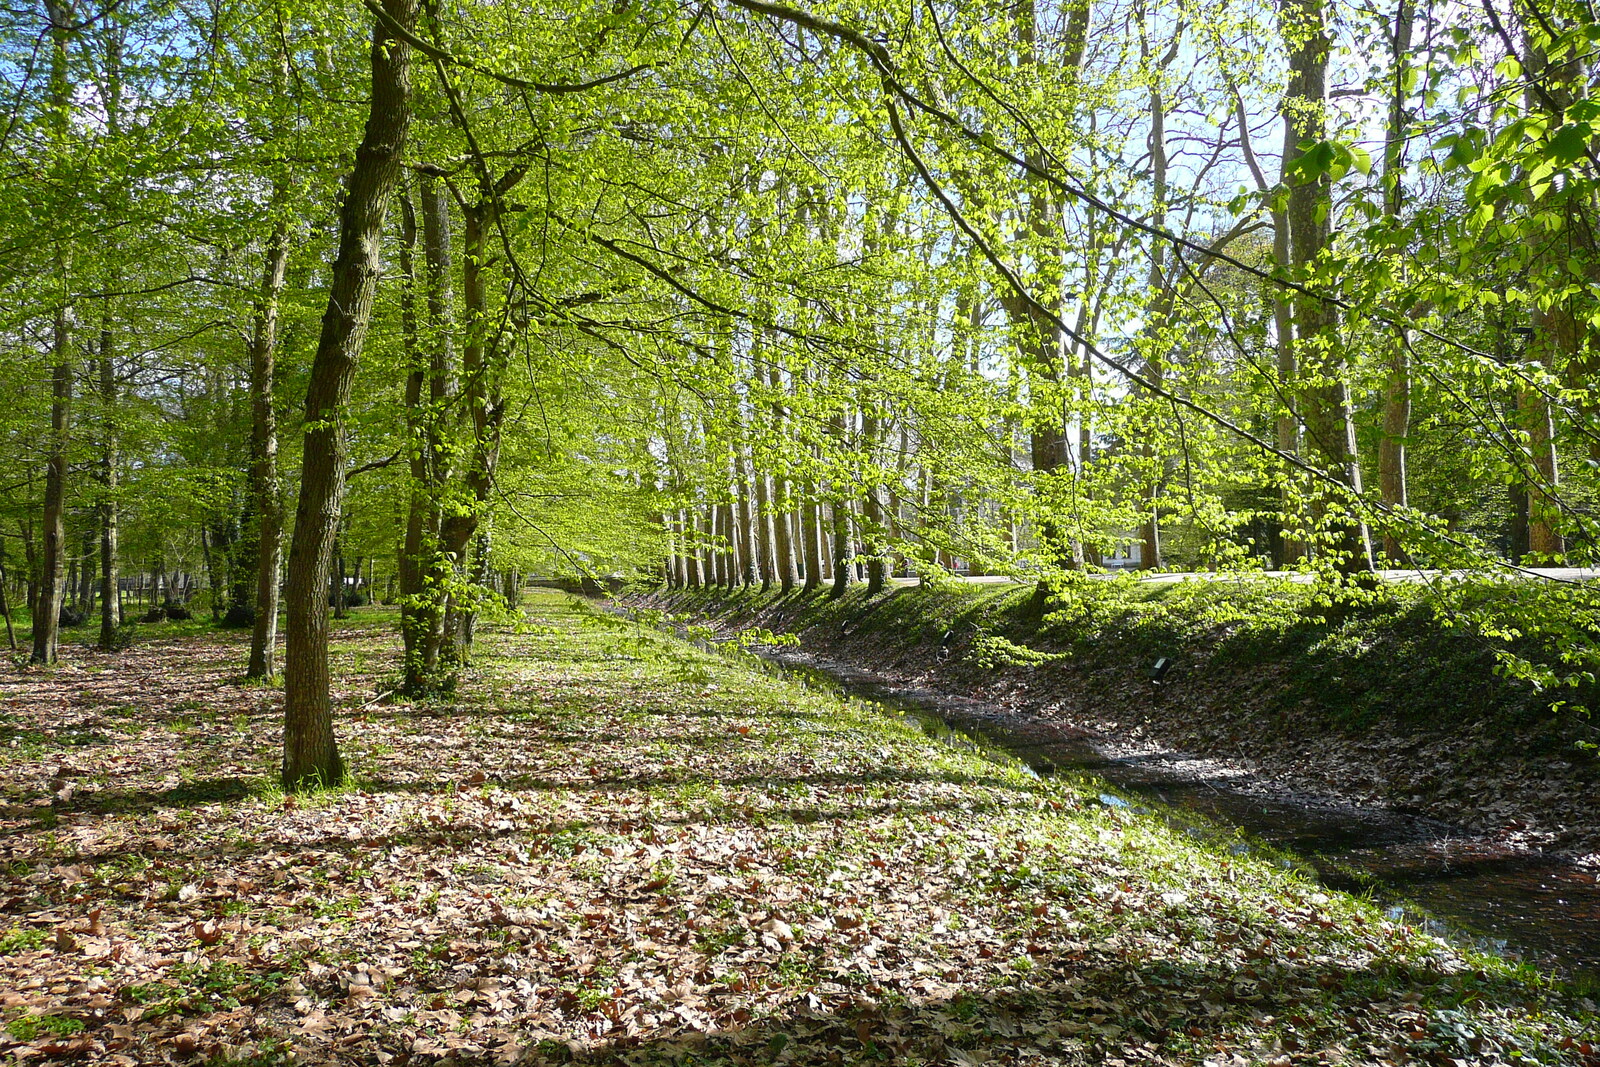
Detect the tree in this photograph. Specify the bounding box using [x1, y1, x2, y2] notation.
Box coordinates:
[1281, 0, 1373, 573]
[281, 0, 418, 792]
[31, 0, 76, 666]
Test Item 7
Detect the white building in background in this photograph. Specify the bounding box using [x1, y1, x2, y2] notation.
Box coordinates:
[1100, 540, 1143, 569]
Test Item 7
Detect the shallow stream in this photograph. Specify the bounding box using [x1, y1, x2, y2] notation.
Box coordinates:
[758, 648, 1600, 978]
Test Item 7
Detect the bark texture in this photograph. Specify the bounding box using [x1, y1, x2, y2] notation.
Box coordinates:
[1377, 0, 1414, 563]
[98, 324, 119, 649]
[282, 0, 416, 791]
[32, 0, 74, 666]
[398, 178, 456, 694]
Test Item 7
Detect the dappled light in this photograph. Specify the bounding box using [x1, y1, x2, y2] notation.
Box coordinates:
[5, 0, 1600, 1061]
[2, 595, 1597, 1064]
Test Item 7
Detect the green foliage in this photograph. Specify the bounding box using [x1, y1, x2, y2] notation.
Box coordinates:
[0, 926, 48, 955]
[5, 1013, 83, 1041]
[731, 627, 800, 649]
[968, 632, 1066, 670]
[121, 960, 288, 1020]
[3, 0, 1600, 843]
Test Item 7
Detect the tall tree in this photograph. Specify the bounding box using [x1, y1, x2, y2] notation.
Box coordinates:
[1376, 0, 1415, 563]
[246, 186, 292, 678]
[31, 0, 76, 666]
[1281, 0, 1373, 572]
[281, 0, 418, 791]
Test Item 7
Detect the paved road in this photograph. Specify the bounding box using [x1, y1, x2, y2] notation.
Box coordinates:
[893, 567, 1600, 586]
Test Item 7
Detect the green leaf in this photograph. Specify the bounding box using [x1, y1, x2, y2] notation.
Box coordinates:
[1547, 122, 1592, 165]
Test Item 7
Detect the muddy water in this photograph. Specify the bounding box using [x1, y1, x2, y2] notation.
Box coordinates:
[761, 649, 1600, 978]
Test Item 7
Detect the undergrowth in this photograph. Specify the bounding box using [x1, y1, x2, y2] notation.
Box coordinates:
[646, 576, 1600, 755]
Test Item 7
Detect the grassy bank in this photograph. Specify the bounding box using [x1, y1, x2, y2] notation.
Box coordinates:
[641, 578, 1600, 857]
[648, 577, 1600, 737]
[2, 590, 1597, 1064]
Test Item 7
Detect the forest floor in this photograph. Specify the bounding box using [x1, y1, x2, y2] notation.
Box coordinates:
[2, 591, 1598, 1066]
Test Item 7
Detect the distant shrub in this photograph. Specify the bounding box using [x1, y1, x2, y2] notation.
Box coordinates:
[221, 604, 255, 628]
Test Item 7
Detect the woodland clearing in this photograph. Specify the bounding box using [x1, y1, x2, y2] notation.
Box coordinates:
[1, 591, 1598, 1066]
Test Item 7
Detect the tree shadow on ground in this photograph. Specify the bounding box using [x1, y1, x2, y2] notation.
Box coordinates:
[3, 754, 1035, 829]
[3, 784, 1014, 872]
[1, 774, 265, 821]
[494, 947, 1593, 1066]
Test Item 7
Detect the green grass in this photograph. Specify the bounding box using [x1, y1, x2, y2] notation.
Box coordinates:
[0, 927, 49, 955]
[652, 576, 1600, 755]
[5, 1014, 83, 1041]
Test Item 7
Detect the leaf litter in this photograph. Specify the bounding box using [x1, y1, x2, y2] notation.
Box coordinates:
[0, 593, 1596, 1066]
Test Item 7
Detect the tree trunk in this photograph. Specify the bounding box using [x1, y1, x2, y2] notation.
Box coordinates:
[32, 0, 73, 666]
[1518, 32, 1572, 560]
[677, 511, 691, 587]
[282, 0, 416, 792]
[399, 175, 459, 692]
[1523, 325, 1567, 558]
[77, 522, 95, 615]
[1508, 473, 1530, 559]
[765, 361, 799, 591]
[247, 204, 290, 677]
[813, 497, 830, 584]
[801, 490, 822, 592]
[1377, 0, 1414, 563]
[1272, 105, 1303, 568]
[662, 510, 678, 588]
[773, 503, 796, 592]
[827, 405, 853, 599]
[736, 447, 761, 588]
[718, 502, 735, 587]
[33, 342, 70, 664]
[829, 495, 852, 600]
[1138, 31, 1170, 572]
[200, 525, 223, 622]
[705, 507, 719, 587]
[753, 465, 775, 592]
[437, 193, 513, 666]
[694, 509, 711, 587]
[462, 526, 491, 649]
[1000, 0, 1086, 587]
[0, 549, 15, 651]
[861, 411, 888, 595]
[674, 510, 691, 586]
[98, 328, 119, 649]
[398, 188, 440, 691]
[20, 518, 37, 625]
[332, 538, 349, 620]
[1282, 0, 1372, 573]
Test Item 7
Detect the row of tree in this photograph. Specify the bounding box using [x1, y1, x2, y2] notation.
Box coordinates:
[4, 0, 1598, 786]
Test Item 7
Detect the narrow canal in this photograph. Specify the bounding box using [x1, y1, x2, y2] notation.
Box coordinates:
[760, 648, 1600, 978]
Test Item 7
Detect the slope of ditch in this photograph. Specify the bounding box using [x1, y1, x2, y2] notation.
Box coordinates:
[637, 580, 1600, 863]
[633, 580, 1600, 974]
